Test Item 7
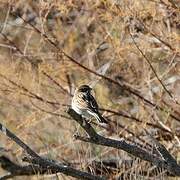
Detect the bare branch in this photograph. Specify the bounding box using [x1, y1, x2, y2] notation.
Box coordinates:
[148, 132, 180, 176]
[68, 108, 180, 176]
[0, 156, 54, 179]
[129, 31, 179, 105]
[42, 71, 72, 96]
[0, 73, 61, 107]
[0, 122, 106, 180]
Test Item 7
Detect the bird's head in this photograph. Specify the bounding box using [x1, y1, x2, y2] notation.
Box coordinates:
[78, 85, 92, 93]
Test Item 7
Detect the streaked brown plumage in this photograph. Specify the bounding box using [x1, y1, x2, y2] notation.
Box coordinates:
[71, 85, 107, 124]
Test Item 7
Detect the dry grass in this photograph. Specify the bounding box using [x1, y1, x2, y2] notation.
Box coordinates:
[0, 0, 179, 179]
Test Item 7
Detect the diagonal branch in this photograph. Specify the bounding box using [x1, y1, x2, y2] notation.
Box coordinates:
[68, 108, 180, 177]
[129, 31, 179, 104]
[148, 132, 180, 176]
[0, 122, 106, 180]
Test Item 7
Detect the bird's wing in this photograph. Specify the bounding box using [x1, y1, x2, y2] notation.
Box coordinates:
[82, 93, 99, 113]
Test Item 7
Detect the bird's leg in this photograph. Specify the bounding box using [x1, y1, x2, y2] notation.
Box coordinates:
[86, 118, 92, 124]
[82, 117, 92, 126]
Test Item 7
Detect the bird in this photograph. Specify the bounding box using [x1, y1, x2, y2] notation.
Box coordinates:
[71, 85, 108, 124]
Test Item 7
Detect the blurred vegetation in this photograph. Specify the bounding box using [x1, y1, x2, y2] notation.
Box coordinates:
[0, 0, 179, 179]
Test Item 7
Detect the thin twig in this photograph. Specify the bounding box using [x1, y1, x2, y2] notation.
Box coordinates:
[129, 31, 177, 102]
[42, 71, 72, 96]
[0, 73, 60, 107]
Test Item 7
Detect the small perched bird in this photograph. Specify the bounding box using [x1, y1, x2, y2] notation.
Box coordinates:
[71, 85, 108, 124]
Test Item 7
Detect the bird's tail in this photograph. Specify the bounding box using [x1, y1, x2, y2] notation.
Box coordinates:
[96, 112, 108, 124]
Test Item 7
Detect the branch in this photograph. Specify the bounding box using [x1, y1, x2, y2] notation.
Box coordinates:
[101, 108, 176, 135]
[148, 132, 180, 176]
[68, 108, 180, 177]
[0, 123, 106, 180]
[129, 31, 179, 105]
[0, 156, 53, 179]
[0, 72, 60, 108]
[42, 71, 72, 96]
[3, 11, 180, 123]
